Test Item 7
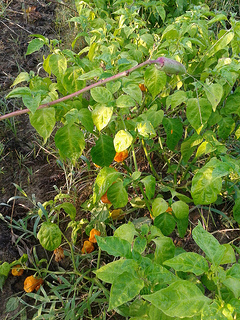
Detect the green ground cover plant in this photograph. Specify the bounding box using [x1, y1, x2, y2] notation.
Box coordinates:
[0, 0, 240, 318]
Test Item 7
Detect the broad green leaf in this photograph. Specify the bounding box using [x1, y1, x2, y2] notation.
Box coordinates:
[55, 202, 76, 221]
[78, 68, 103, 80]
[137, 121, 156, 138]
[171, 201, 189, 219]
[153, 236, 175, 264]
[141, 175, 156, 200]
[163, 252, 209, 276]
[152, 198, 168, 217]
[146, 261, 177, 286]
[91, 135, 115, 167]
[114, 222, 138, 243]
[218, 116, 235, 140]
[55, 124, 85, 164]
[5, 297, 19, 313]
[22, 93, 41, 114]
[78, 108, 94, 132]
[144, 65, 166, 99]
[166, 91, 187, 110]
[235, 126, 240, 140]
[96, 236, 132, 259]
[156, 5, 165, 21]
[186, 98, 212, 134]
[122, 84, 142, 105]
[91, 87, 113, 104]
[11, 72, 30, 87]
[181, 133, 203, 162]
[140, 34, 154, 49]
[30, 108, 55, 143]
[26, 38, 45, 55]
[0, 262, 10, 290]
[116, 95, 136, 108]
[140, 106, 164, 128]
[149, 305, 201, 320]
[192, 222, 225, 266]
[205, 83, 223, 112]
[202, 300, 234, 320]
[109, 271, 144, 310]
[106, 81, 121, 94]
[6, 87, 31, 99]
[62, 67, 85, 94]
[176, 217, 189, 238]
[107, 181, 128, 208]
[133, 236, 147, 254]
[207, 13, 227, 25]
[92, 106, 113, 131]
[95, 259, 138, 284]
[114, 130, 133, 152]
[49, 54, 67, 79]
[162, 118, 183, 151]
[93, 167, 122, 203]
[224, 90, 240, 116]
[191, 160, 222, 205]
[223, 264, 240, 298]
[143, 280, 210, 318]
[208, 31, 234, 57]
[154, 213, 176, 236]
[37, 222, 62, 251]
[220, 244, 236, 265]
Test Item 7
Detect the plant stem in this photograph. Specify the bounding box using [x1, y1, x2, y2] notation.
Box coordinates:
[1, 60, 152, 121]
[142, 139, 160, 180]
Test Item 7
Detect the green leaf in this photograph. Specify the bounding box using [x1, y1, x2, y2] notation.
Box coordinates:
[22, 93, 41, 114]
[224, 90, 240, 117]
[166, 91, 187, 110]
[54, 124, 85, 164]
[26, 38, 45, 55]
[62, 67, 85, 94]
[223, 264, 240, 298]
[233, 198, 240, 223]
[220, 244, 236, 265]
[164, 252, 209, 276]
[181, 133, 203, 162]
[218, 116, 235, 140]
[49, 54, 67, 79]
[137, 121, 156, 138]
[202, 300, 234, 320]
[122, 84, 142, 105]
[91, 135, 115, 167]
[162, 118, 183, 151]
[6, 87, 31, 99]
[96, 236, 132, 259]
[152, 198, 168, 217]
[37, 222, 62, 251]
[114, 130, 133, 152]
[140, 106, 164, 128]
[191, 158, 222, 205]
[109, 271, 144, 310]
[141, 175, 156, 200]
[146, 261, 177, 286]
[5, 297, 19, 312]
[116, 95, 136, 108]
[106, 81, 121, 94]
[171, 201, 189, 219]
[153, 236, 175, 265]
[208, 31, 234, 57]
[78, 68, 103, 80]
[205, 83, 223, 112]
[78, 108, 94, 133]
[91, 87, 113, 104]
[11, 72, 30, 87]
[107, 181, 128, 208]
[92, 106, 113, 131]
[192, 222, 225, 266]
[133, 236, 147, 254]
[186, 98, 212, 134]
[55, 202, 76, 221]
[30, 108, 55, 143]
[95, 259, 138, 284]
[93, 167, 122, 203]
[176, 217, 189, 238]
[114, 222, 138, 243]
[144, 65, 166, 99]
[143, 280, 210, 318]
[0, 262, 10, 278]
[154, 213, 176, 236]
